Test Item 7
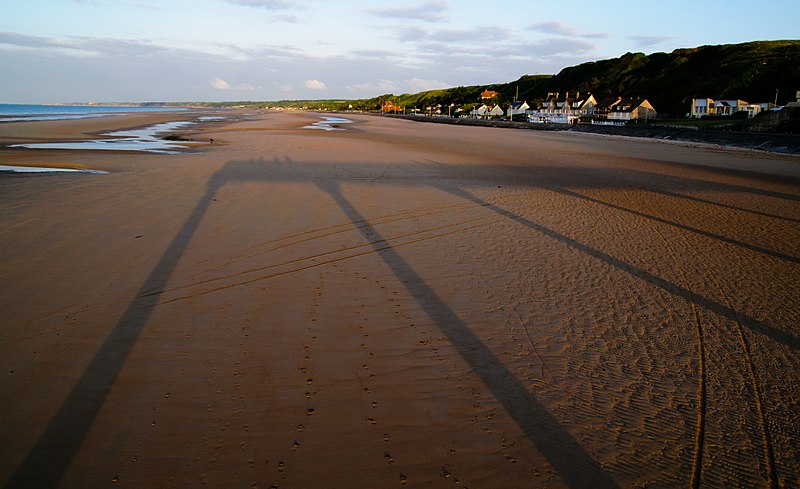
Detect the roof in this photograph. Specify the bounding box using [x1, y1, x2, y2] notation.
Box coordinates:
[612, 98, 651, 112]
[595, 97, 622, 109]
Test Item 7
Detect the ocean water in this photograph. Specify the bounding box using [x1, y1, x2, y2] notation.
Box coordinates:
[0, 104, 186, 122]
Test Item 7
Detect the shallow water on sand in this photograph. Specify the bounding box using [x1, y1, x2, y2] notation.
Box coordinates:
[0, 165, 107, 174]
[303, 116, 353, 131]
[9, 120, 197, 154]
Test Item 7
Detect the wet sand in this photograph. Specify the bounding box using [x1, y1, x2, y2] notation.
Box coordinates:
[1, 111, 799, 488]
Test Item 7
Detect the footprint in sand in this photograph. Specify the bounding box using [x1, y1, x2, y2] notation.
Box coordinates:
[441, 465, 452, 479]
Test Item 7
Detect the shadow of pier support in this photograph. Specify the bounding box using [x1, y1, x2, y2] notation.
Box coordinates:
[318, 181, 619, 489]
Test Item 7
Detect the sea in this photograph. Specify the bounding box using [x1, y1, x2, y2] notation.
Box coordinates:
[0, 104, 187, 122]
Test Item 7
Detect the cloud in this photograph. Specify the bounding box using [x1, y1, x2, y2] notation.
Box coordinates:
[406, 77, 449, 91]
[583, 32, 610, 39]
[366, 0, 448, 22]
[225, 0, 296, 9]
[224, 0, 301, 21]
[528, 21, 609, 41]
[352, 49, 400, 59]
[304, 79, 327, 90]
[532, 38, 595, 56]
[0, 31, 54, 49]
[271, 13, 299, 23]
[210, 78, 232, 89]
[629, 35, 675, 47]
[529, 21, 576, 36]
[131, 3, 159, 10]
[210, 79, 256, 90]
[429, 27, 511, 43]
[396, 26, 429, 42]
[345, 77, 449, 95]
[346, 79, 402, 94]
[395, 26, 511, 45]
[0, 31, 105, 57]
[0, 15, 603, 104]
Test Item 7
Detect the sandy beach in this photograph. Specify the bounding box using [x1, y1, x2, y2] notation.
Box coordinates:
[1, 110, 799, 488]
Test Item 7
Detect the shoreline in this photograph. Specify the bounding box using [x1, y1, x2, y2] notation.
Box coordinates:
[0, 109, 247, 171]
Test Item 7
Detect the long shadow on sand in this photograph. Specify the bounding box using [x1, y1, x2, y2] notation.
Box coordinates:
[4, 176, 226, 489]
[8, 156, 798, 488]
[317, 180, 619, 488]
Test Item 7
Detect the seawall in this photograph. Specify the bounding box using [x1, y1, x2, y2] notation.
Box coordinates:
[381, 114, 800, 155]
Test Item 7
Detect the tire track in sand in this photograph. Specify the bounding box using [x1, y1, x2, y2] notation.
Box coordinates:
[140, 212, 501, 298]
[579, 187, 777, 488]
[197, 201, 488, 270]
[649, 226, 707, 489]
[142, 215, 508, 306]
[680, 237, 779, 489]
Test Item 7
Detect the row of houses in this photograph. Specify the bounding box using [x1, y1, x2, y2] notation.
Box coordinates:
[690, 98, 775, 118]
[381, 90, 795, 123]
[472, 92, 657, 125]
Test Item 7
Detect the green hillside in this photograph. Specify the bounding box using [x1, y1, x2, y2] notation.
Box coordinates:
[356, 40, 800, 117]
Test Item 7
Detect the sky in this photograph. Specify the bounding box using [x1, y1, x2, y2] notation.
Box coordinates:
[2, 0, 798, 103]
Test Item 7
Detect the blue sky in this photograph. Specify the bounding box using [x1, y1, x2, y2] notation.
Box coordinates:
[2, 0, 798, 103]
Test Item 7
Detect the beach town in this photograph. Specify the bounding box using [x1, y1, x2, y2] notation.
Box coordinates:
[2, 1, 800, 488]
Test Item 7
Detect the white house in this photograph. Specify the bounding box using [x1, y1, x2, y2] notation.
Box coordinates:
[489, 104, 504, 117]
[507, 101, 530, 119]
[741, 103, 772, 118]
[471, 104, 489, 117]
[691, 98, 753, 117]
[570, 93, 598, 116]
[691, 97, 779, 118]
[713, 99, 749, 116]
[607, 98, 657, 122]
[528, 92, 597, 123]
[691, 98, 714, 117]
[529, 113, 577, 124]
[470, 104, 503, 118]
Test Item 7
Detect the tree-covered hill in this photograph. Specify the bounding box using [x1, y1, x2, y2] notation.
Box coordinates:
[358, 40, 800, 117]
